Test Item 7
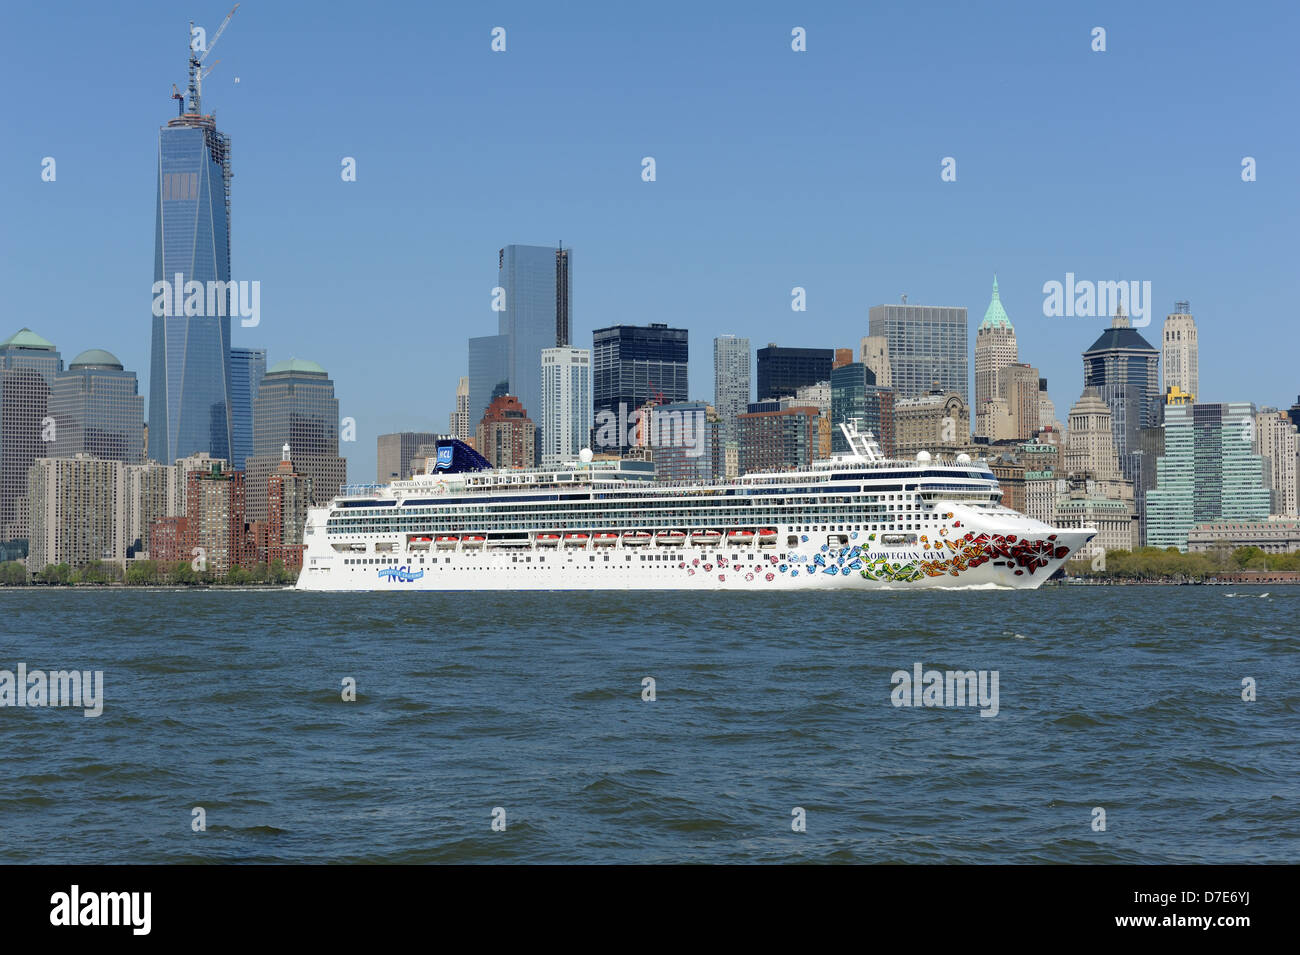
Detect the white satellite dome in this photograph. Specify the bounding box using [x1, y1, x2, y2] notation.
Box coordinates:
[916, 450, 932, 463]
[578, 447, 594, 464]
[956, 452, 971, 464]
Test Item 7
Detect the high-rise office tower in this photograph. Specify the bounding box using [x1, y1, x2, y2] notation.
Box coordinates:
[859, 336, 892, 388]
[1082, 309, 1160, 484]
[1161, 302, 1198, 399]
[148, 29, 236, 465]
[449, 376, 471, 443]
[756, 345, 833, 401]
[468, 333, 509, 440]
[592, 324, 689, 452]
[229, 347, 266, 471]
[541, 347, 592, 466]
[468, 244, 573, 439]
[377, 432, 440, 483]
[868, 303, 969, 404]
[1256, 409, 1299, 517]
[47, 349, 145, 465]
[830, 362, 895, 456]
[1147, 402, 1272, 551]
[1038, 378, 1058, 431]
[893, 390, 969, 460]
[244, 359, 346, 523]
[1063, 388, 1122, 480]
[712, 335, 750, 443]
[0, 328, 62, 542]
[974, 277, 1018, 435]
[999, 362, 1041, 443]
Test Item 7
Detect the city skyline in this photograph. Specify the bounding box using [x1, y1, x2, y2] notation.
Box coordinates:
[1, 2, 1296, 482]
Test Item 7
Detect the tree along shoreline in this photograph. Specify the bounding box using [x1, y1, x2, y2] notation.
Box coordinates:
[1063, 545, 1300, 582]
[0, 559, 299, 587]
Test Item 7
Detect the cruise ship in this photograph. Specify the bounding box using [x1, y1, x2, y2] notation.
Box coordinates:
[297, 424, 1094, 592]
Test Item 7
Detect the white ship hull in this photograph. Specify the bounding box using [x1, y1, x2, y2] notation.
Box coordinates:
[298, 519, 1093, 592]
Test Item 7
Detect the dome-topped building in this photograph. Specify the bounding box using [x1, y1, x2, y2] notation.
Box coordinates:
[69, 348, 125, 370]
[50, 346, 144, 464]
[974, 275, 1019, 437]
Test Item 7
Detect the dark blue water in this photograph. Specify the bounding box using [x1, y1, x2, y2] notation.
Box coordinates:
[1, 585, 1296, 863]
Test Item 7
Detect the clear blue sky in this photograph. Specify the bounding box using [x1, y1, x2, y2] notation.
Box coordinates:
[2, 0, 1296, 481]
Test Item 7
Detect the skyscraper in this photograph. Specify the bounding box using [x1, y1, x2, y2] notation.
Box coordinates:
[47, 349, 145, 465]
[25, 455, 127, 571]
[1038, 378, 1058, 431]
[541, 347, 592, 466]
[592, 324, 689, 453]
[755, 345, 833, 401]
[265, 445, 312, 568]
[859, 336, 892, 388]
[229, 347, 266, 471]
[737, 405, 819, 474]
[477, 394, 535, 469]
[1161, 303, 1198, 399]
[468, 333, 509, 439]
[467, 244, 573, 443]
[377, 432, 440, 483]
[244, 359, 346, 523]
[1256, 409, 1299, 517]
[1082, 309, 1160, 484]
[999, 362, 1041, 443]
[1147, 402, 1272, 550]
[974, 276, 1017, 436]
[0, 328, 62, 543]
[712, 335, 750, 443]
[651, 401, 721, 481]
[830, 362, 895, 456]
[449, 376, 471, 443]
[868, 303, 969, 403]
[1063, 388, 1122, 481]
[184, 462, 252, 575]
[148, 35, 236, 466]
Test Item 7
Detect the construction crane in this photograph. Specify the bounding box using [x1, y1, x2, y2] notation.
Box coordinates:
[184, 3, 239, 115]
[170, 83, 184, 116]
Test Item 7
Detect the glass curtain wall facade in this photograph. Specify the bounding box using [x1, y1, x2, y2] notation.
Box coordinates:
[229, 346, 266, 471]
[149, 116, 234, 464]
[755, 346, 832, 401]
[592, 324, 689, 452]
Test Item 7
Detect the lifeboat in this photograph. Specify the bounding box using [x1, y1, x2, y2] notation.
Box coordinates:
[594, 533, 619, 546]
[434, 535, 458, 548]
[462, 535, 486, 547]
[727, 529, 756, 542]
[563, 533, 589, 546]
[408, 536, 432, 550]
[535, 533, 561, 546]
[623, 531, 651, 546]
[655, 531, 686, 545]
[691, 529, 723, 545]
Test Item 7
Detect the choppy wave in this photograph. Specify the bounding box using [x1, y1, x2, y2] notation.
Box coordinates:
[1, 584, 1297, 863]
